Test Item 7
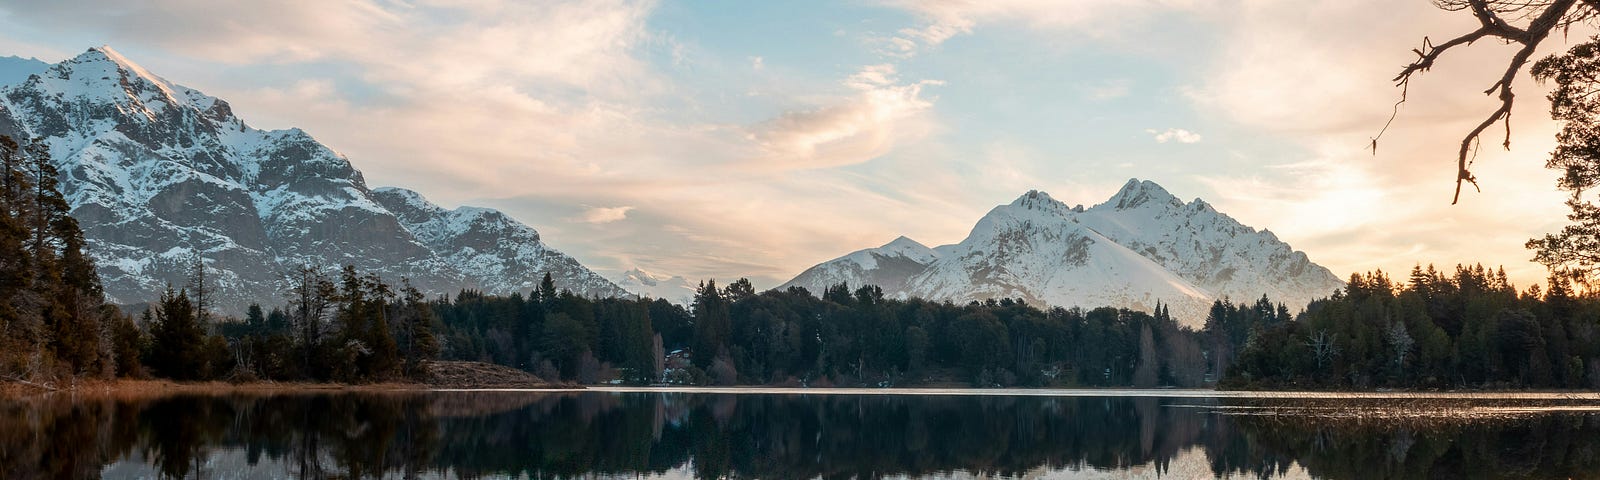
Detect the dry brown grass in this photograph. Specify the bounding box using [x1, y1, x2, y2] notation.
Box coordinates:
[0, 360, 571, 398]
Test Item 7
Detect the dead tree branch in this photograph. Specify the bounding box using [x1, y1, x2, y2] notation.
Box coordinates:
[1380, 0, 1587, 203]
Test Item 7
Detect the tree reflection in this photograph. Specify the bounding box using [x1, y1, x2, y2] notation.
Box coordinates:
[2, 392, 1600, 479]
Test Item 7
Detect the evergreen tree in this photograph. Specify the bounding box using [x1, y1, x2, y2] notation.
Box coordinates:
[147, 286, 204, 380]
[537, 272, 558, 306]
[396, 279, 439, 381]
[0, 135, 114, 379]
[692, 280, 730, 368]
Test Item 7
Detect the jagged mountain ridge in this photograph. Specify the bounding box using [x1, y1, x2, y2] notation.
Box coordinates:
[780, 180, 1345, 326]
[0, 46, 628, 313]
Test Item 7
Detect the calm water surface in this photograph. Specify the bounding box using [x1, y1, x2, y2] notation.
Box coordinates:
[5, 388, 1600, 479]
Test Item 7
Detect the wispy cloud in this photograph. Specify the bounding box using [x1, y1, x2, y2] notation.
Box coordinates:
[576, 206, 635, 224]
[878, 0, 1207, 55]
[1083, 79, 1131, 101]
[1148, 128, 1202, 144]
[746, 64, 942, 170]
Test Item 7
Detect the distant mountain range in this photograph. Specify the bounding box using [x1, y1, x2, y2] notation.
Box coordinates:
[780, 180, 1345, 326]
[0, 46, 1345, 320]
[0, 46, 628, 313]
[615, 268, 697, 305]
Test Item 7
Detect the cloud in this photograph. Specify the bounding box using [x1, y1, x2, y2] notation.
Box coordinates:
[0, 0, 668, 122]
[576, 206, 635, 224]
[1083, 79, 1131, 101]
[746, 64, 943, 170]
[878, 0, 1207, 55]
[1148, 128, 1202, 144]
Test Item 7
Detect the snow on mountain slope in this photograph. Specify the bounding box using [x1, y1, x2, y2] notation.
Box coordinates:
[780, 236, 943, 296]
[905, 190, 1215, 319]
[779, 182, 1345, 326]
[0, 46, 628, 312]
[1074, 179, 1343, 318]
[369, 187, 626, 299]
[0, 55, 47, 87]
[614, 268, 697, 305]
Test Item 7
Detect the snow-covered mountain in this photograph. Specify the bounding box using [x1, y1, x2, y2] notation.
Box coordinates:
[780, 180, 1344, 326]
[0, 46, 628, 313]
[0, 55, 47, 86]
[614, 268, 697, 305]
[783, 236, 946, 297]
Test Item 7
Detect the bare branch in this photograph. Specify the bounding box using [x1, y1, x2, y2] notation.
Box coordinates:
[1380, 0, 1586, 203]
[1453, 0, 1576, 203]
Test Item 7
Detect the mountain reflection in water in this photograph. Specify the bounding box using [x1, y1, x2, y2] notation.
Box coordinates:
[3, 391, 1600, 479]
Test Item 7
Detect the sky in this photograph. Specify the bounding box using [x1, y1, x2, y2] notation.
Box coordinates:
[0, 0, 1582, 290]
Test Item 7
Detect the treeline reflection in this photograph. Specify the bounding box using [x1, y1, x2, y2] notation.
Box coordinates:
[3, 392, 1600, 479]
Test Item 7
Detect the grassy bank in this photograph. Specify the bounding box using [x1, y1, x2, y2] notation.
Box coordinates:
[0, 360, 570, 397]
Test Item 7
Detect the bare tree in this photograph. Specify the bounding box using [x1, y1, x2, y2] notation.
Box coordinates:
[288, 265, 335, 373]
[1306, 329, 1340, 371]
[1387, 321, 1417, 376]
[1388, 1, 1600, 280]
[186, 253, 210, 326]
[1381, 0, 1598, 203]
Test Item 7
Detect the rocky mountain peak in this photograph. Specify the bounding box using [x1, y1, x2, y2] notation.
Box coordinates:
[0, 46, 629, 313]
[782, 180, 1345, 327]
[1105, 178, 1182, 211]
[1009, 189, 1074, 215]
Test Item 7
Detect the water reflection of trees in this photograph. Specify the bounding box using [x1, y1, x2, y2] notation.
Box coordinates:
[4, 393, 1600, 479]
[1220, 411, 1600, 480]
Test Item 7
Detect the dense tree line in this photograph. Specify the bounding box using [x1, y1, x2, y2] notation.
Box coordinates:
[213, 265, 440, 383]
[0, 135, 135, 382]
[1223, 264, 1600, 390]
[421, 278, 1211, 387]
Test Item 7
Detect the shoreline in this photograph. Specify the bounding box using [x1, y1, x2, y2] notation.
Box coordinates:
[11, 380, 1600, 400]
[0, 379, 438, 398]
[0, 378, 578, 398]
[536, 386, 1600, 400]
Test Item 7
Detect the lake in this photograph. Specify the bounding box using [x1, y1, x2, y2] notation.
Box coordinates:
[6, 388, 1600, 479]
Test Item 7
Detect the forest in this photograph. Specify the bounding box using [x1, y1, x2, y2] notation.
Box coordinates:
[422, 279, 1209, 387]
[1224, 265, 1600, 390]
[6, 131, 1600, 390]
[191, 263, 1600, 390]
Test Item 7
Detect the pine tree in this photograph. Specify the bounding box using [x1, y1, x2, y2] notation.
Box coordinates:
[148, 286, 204, 380]
[111, 310, 144, 377]
[692, 280, 730, 368]
[537, 272, 557, 306]
[0, 135, 113, 379]
[1132, 320, 1159, 388]
[186, 254, 210, 326]
[0, 136, 28, 376]
[397, 279, 439, 381]
[361, 271, 399, 380]
[724, 278, 755, 303]
[245, 304, 265, 335]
